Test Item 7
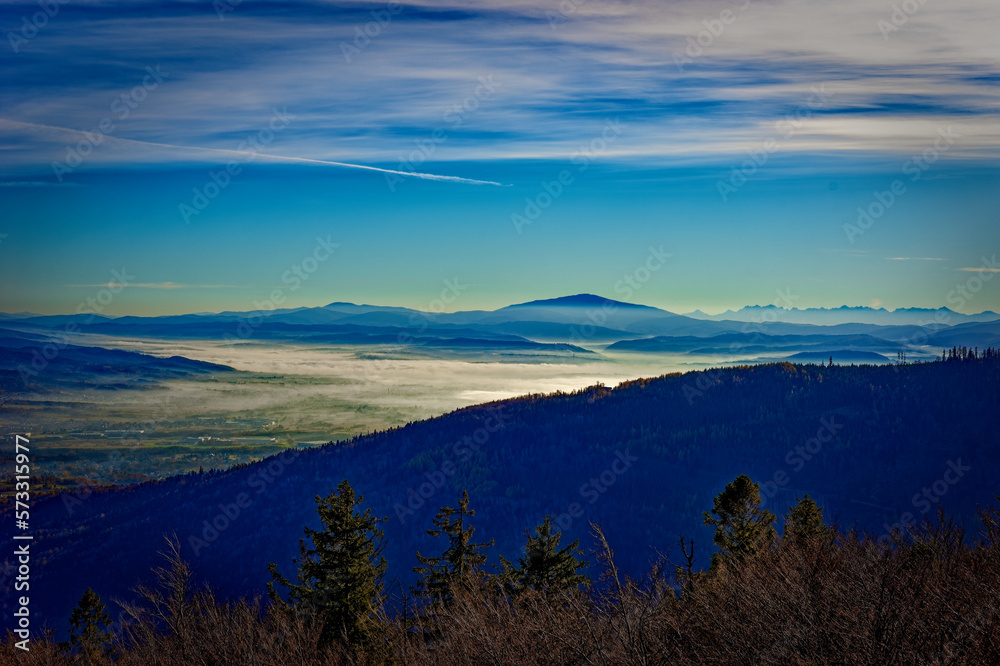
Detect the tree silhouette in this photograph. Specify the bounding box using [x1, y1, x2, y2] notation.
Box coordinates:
[704, 474, 776, 569]
[61, 587, 113, 664]
[500, 515, 589, 596]
[414, 489, 493, 606]
[268, 480, 387, 651]
[785, 494, 828, 547]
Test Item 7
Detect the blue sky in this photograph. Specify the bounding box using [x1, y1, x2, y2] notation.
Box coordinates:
[0, 0, 997, 316]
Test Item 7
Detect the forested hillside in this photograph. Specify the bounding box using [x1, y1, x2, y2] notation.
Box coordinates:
[12, 353, 1000, 633]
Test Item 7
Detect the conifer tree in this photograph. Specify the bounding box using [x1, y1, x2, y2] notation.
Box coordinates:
[414, 489, 493, 605]
[785, 494, 828, 547]
[703, 474, 776, 569]
[500, 515, 589, 595]
[62, 587, 113, 664]
[268, 480, 387, 651]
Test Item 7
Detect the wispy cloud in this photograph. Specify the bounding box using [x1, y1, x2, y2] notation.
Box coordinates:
[1, 118, 505, 186]
[1, 0, 997, 174]
[957, 267, 1000, 273]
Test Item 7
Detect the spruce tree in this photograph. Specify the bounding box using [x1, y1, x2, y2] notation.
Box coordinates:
[414, 489, 493, 605]
[268, 480, 387, 651]
[500, 515, 589, 595]
[703, 474, 776, 569]
[62, 587, 113, 664]
[785, 494, 828, 547]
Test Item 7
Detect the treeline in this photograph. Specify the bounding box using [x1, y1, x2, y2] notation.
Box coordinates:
[4, 476, 999, 664]
[942, 345, 998, 361]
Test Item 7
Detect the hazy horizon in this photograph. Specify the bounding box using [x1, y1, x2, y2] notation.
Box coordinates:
[4, 292, 1000, 319]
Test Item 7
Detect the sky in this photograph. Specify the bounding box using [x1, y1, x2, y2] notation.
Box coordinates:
[0, 0, 998, 316]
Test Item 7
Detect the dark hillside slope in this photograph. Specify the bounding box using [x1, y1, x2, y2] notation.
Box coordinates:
[13, 358, 1000, 632]
[0, 329, 233, 393]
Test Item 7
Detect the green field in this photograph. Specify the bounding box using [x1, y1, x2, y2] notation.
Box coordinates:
[0, 371, 431, 489]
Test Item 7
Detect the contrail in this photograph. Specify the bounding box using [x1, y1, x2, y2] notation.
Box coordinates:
[0, 118, 506, 186]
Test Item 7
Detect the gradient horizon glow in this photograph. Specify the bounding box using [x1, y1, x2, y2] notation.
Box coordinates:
[1, 0, 997, 317]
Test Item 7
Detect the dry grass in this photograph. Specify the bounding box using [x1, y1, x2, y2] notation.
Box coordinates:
[3, 506, 998, 665]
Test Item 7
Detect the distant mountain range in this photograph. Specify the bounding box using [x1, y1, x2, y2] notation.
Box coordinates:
[2, 294, 999, 365]
[7, 294, 997, 329]
[684, 304, 1000, 326]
